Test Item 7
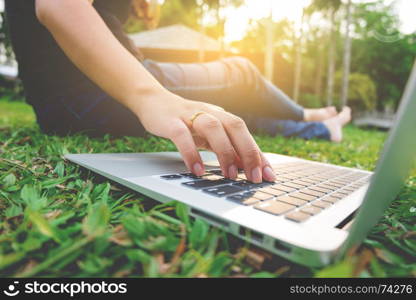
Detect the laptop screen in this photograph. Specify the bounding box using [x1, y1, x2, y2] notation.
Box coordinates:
[340, 61, 416, 254]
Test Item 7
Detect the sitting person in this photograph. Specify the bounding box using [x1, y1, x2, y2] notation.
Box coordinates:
[5, 0, 351, 184]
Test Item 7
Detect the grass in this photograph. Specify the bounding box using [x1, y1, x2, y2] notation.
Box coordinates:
[0, 99, 415, 278]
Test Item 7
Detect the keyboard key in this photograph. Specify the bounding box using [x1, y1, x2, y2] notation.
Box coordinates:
[180, 172, 204, 179]
[203, 185, 243, 197]
[202, 174, 225, 181]
[308, 186, 332, 194]
[301, 205, 322, 215]
[292, 172, 312, 177]
[285, 211, 311, 223]
[208, 169, 223, 175]
[254, 200, 295, 215]
[282, 174, 300, 180]
[182, 179, 228, 189]
[312, 200, 332, 209]
[291, 180, 310, 187]
[300, 189, 326, 198]
[314, 176, 330, 181]
[298, 178, 320, 184]
[249, 191, 274, 201]
[258, 181, 274, 188]
[258, 187, 286, 197]
[330, 180, 350, 185]
[283, 182, 305, 190]
[325, 182, 345, 188]
[276, 196, 308, 207]
[237, 174, 248, 181]
[338, 189, 354, 195]
[232, 180, 258, 190]
[322, 196, 340, 204]
[270, 184, 296, 193]
[331, 193, 348, 199]
[316, 184, 337, 191]
[290, 192, 317, 202]
[322, 179, 340, 185]
[227, 193, 260, 206]
[275, 176, 291, 182]
[160, 174, 182, 180]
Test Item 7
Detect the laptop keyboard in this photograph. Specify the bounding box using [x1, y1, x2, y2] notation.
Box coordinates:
[160, 161, 371, 223]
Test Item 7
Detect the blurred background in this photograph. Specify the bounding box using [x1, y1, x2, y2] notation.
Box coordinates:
[1, 0, 415, 127]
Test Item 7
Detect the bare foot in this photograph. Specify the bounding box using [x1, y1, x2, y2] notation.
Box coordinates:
[323, 107, 352, 142]
[304, 106, 338, 122]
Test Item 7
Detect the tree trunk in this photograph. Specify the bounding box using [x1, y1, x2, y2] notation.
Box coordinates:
[341, 0, 353, 108]
[264, 8, 275, 81]
[326, 9, 336, 107]
[314, 43, 325, 98]
[293, 9, 305, 103]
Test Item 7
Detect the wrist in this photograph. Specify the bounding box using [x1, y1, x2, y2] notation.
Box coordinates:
[125, 87, 173, 119]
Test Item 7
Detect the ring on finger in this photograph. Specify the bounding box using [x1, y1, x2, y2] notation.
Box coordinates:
[189, 111, 206, 127]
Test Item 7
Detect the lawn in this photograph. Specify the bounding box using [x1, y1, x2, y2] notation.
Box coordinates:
[0, 99, 415, 278]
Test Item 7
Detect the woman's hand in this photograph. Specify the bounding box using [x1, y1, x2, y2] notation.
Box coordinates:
[136, 91, 276, 183]
[34, 0, 274, 183]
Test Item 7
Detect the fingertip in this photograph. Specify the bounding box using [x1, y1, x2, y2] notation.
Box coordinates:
[192, 162, 205, 176]
[228, 164, 238, 180]
[251, 166, 262, 183]
[263, 165, 276, 182]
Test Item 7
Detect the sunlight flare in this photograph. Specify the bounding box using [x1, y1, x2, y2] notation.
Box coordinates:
[224, 0, 311, 42]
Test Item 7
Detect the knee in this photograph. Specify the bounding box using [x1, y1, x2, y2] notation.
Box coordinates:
[225, 56, 259, 73]
[223, 56, 262, 87]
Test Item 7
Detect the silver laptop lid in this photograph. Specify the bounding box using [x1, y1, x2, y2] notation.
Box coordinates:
[340, 61, 416, 255]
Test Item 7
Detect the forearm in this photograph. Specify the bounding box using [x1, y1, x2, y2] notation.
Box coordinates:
[34, 0, 274, 183]
[35, 0, 167, 117]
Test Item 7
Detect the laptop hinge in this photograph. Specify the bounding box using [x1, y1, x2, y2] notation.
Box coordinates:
[335, 209, 357, 231]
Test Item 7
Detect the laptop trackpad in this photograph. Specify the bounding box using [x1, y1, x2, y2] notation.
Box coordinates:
[66, 152, 218, 178]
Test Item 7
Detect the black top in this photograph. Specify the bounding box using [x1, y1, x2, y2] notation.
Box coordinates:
[5, 0, 139, 105]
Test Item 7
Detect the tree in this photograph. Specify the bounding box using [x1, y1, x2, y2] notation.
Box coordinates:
[341, 0, 353, 108]
[0, 10, 13, 62]
[351, 1, 416, 110]
[292, 7, 306, 102]
[264, 1, 274, 81]
[186, 0, 244, 60]
[203, 0, 244, 57]
[303, 8, 327, 99]
[335, 72, 377, 111]
[309, 0, 342, 106]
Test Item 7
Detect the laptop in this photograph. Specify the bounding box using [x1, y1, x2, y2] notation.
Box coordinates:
[65, 62, 416, 267]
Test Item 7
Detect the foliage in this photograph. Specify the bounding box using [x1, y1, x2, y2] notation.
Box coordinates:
[298, 93, 323, 109]
[308, 0, 342, 14]
[232, 18, 293, 55]
[0, 76, 24, 100]
[334, 72, 377, 111]
[1, 0, 415, 109]
[228, 0, 414, 110]
[0, 11, 12, 59]
[125, 0, 244, 37]
[0, 9, 23, 100]
[0, 99, 415, 278]
[351, 2, 416, 110]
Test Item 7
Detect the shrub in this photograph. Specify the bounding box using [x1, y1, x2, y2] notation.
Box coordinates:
[299, 93, 324, 108]
[334, 72, 377, 111]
